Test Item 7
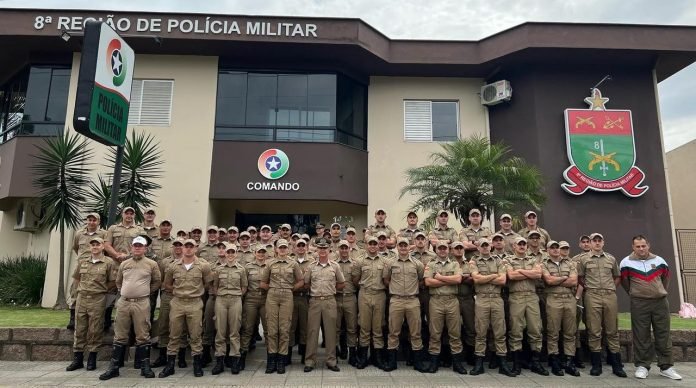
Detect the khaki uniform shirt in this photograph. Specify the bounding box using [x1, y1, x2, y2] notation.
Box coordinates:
[495, 230, 519, 253]
[105, 223, 145, 256]
[543, 257, 577, 295]
[528, 249, 546, 292]
[411, 250, 436, 267]
[398, 227, 422, 244]
[197, 242, 220, 263]
[245, 260, 267, 293]
[336, 257, 357, 294]
[460, 226, 492, 258]
[117, 256, 161, 298]
[578, 251, 619, 291]
[347, 245, 364, 260]
[237, 248, 255, 266]
[518, 226, 551, 247]
[367, 223, 397, 239]
[457, 258, 475, 296]
[507, 255, 538, 293]
[378, 249, 396, 261]
[383, 255, 424, 296]
[470, 255, 507, 294]
[158, 255, 180, 292]
[294, 255, 315, 294]
[305, 260, 345, 296]
[214, 261, 248, 296]
[352, 255, 388, 292]
[429, 225, 459, 243]
[425, 258, 461, 295]
[72, 227, 108, 260]
[150, 236, 174, 261]
[73, 255, 117, 295]
[142, 224, 159, 238]
[165, 257, 213, 298]
[262, 257, 303, 290]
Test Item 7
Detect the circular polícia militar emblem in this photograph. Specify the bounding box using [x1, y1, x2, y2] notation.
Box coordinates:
[107, 39, 127, 87]
[258, 148, 290, 179]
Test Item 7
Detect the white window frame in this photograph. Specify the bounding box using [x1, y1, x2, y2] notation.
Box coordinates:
[128, 79, 174, 126]
[403, 99, 460, 142]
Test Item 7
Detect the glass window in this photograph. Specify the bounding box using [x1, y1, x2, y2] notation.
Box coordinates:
[23, 67, 51, 122]
[246, 73, 277, 126]
[432, 102, 459, 142]
[308, 74, 336, 127]
[277, 74, 308, 126]
[216, 72, 247, 127]
[45, 68, 70, 122]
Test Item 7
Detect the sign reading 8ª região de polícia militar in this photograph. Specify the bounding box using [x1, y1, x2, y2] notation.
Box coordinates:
[73, 21, 135, 147]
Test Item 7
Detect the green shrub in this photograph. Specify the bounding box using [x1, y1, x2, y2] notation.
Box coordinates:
[0, 254, 48, 305]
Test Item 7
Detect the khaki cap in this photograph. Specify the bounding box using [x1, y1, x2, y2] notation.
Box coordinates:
[315, 223, 325, 229]
[295, 239, 307, 246]
[176, 229, 187, 235]
[122, 206, 135, 213]
[207, 225, 218, 232]
[499, 213, 512, 220]
[315, 238, 329, 248]
[255, 245, 268, 253]
[144, 208, 156, 214]
[375, 208, 386, 214]
[276, 239, 289, 248]
[525, 210, 537, 217]
[228, 226, 239, 232]
[414, 231, 427, 239]
[301, 234, 311, 240]
[451, 241, 465, 248]
[247, 226, 257, 232]
[86, 212, 100, 220]
[239, 231, 251, 238]
[260, 225, 272, 231]
[559, 241, 570, 248]
[172, 238, 185, 246]
[376, 231, 388, 238]
[346, 227, 357, 234]
[527, 230, 541, 238]
[132, 236, 148, 246]
[478, 237, 491, 245]
[514, 236, 527, 244]
[218, 228, 227, 233]
[225, 243, 238, 252]
[469, 209, 481, 215]
[89, 236, 104, 244]
[216, 241, 226, 248]
[338, 239, 350, 247]
[366, 236, 379, 243]
[160, 219, 172, 225]
[330, 222, 341, 228]
[396, 237, 409, 245]
[183, 238, 197, 246]
[589, 232, 604, 240]
[291, 233, 301, 239]
[579, 234, 591, 241]
[407, 210, 417, 217]
[547, 240, 560, 249]
[438, 209, 449, 216]
[436, 240, 449, 248]
[491, 232, 505, 240]
[190, 226, 203, 232]
[280, 223, 292, 230]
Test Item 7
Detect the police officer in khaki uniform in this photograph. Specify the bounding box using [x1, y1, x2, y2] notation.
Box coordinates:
[148, 219, 174, 324]
[236, 231, 255, 265]
[383, 238, 426, 372]
[495, 214, 519, 253]
[211, 243, 247, 375]
[99, 236, 161, 381]
[376, 231, 396, 260]
[257, 225, 276, 257]
[66, 237, 117, 372]
[506, 236, 548, 376]
[577, 233, 626, 378]
[428, 210, 458, 248]
[141, 208, 159, 238]
[190, 226, 203, 245]
[159, 239, 214, 378]
[424, 241, 466, 374]
[460, 209, 492, 259]
[517, 211, 551, 248]
[345, 227, 364, 259]
[351, 236, 389, 370]
[260, 239, 304, 374]
[198, 225, 220, 263]
[68, 213, 107, 330]
[399, 211, 422, 248]
[542, 240, 581, 377]
[411, 231, 435, 356]
[469, 238, 515, 376]
[335, 240, 359, 366]
[367, 208, 397, 247]
[239, 245, 269, 370]
[227, 226, 239, 246]
[303, 238, 345, 372]
[451, 240, 476, 364]
[152, 238, 187, 369]
[289, 238, 313, 365]
[570, 235, 590, 368]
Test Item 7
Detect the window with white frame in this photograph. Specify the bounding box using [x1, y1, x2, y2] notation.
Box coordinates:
[128, 80, 174, 126]
[403, 100, 459, 142]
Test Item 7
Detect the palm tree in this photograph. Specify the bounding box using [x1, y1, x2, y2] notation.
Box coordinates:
[85, 174, 113, 229]
[400, 135, 545, 229]
[106, 131, 164, 223]
[32, 133, 93, 309]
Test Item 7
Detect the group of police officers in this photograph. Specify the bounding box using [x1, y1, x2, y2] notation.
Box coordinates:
[63, 205, 677, 381]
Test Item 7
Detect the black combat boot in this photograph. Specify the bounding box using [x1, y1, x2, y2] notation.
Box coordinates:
[152, 346, 167, 368]
[469, 355, 485, 375]
[339, 333, 348, 360]
[177, 347, 187, 368]
[498, 355, 517, 377]
[98, 344, 124, 380]
[211, 356, 225, 375]
[133, 346, 142, 369]
[239, 351, 247, 370]
[356, 346, 369, 369]
[404, 342, 413, 366]
[564, 355, 580, 376]
[265, 353, 277, 374]
[86, 352, 98, 371]
[348, 347, 358, 367]
[276, 353, 286, 374]
[439, 344, 452, 368]
[384, 349, 397, 371]
[374, 348, 387, 370]
[589, 352, 602, 376]
[511, 351, 521, 376]
[66, 308, 76, 330]
[286, 346, 292, 366]
[464, 344, 475, 366]
[138, 345, 155, 378]
[573, 347, 585, 368]
[413, 349, 427, 372]
[192, 354, 204, 377]
[609, 352, 627, 378]
[230, 356, 241, 374]
[452, 352, 468, 375]
[158, 355, 176, 378]
[117, 345, 125, 367]
[489, 350, 500, 369]
[550, 354, 564, 376]
[66, 352, 84, 371]
[201, 345, 212, 367]
[530, 351, 549, 376]
[298, 344, 306, 365]
[427, 354, 439, 373]
[225, 344, 232, 368]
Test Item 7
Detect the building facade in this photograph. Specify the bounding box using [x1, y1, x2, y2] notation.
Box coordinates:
[0, 9, 694, 309]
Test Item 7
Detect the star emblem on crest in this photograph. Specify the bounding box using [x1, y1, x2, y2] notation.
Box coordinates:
[111, 50, 123, 76]
[584, 88, 609, 111]
[266, 156, 281, 171]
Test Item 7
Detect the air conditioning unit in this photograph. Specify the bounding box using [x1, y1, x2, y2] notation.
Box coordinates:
[480, 80, 512, 106]
[14, 198, 41, 232]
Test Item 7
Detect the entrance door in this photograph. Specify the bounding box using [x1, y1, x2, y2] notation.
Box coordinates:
[235, 211, 319, 235]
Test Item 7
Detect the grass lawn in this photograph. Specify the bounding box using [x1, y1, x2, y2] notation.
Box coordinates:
[1, 306, 695, 330]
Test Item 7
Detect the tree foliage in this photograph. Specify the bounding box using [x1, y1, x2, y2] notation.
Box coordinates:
[400, 135, 545, 229]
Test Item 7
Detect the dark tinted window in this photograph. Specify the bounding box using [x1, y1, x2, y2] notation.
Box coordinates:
[431, 101, 458, 142]
[246, 73, 277, 126]
[216, 72, 247, 126]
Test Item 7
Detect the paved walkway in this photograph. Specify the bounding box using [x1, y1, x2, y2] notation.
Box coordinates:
[0, 348, 692, 387]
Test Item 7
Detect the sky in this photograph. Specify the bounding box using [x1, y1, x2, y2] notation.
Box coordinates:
[2, 0, 695, 151]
